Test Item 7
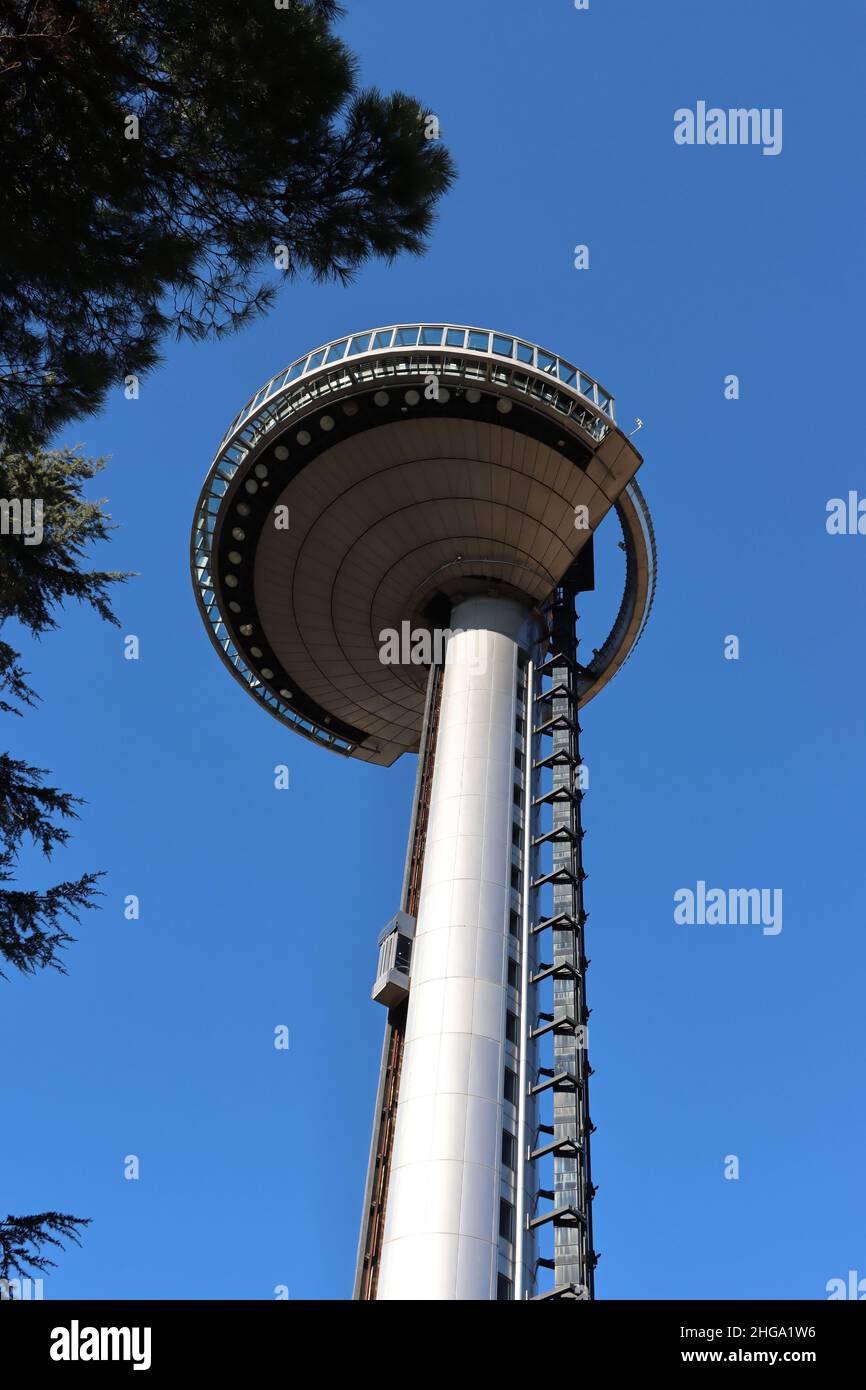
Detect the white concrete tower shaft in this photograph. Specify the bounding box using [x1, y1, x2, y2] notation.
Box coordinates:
[376, 595, 537, 1301]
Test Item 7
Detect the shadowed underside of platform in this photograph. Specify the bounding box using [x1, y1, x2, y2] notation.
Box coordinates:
[191, 327, 655, 764]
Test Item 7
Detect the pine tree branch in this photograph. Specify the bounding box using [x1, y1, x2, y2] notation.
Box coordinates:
[0, 1213, 90, 1281]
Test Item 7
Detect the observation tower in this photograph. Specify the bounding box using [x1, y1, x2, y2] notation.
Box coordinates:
[191, 323, 656, 1301]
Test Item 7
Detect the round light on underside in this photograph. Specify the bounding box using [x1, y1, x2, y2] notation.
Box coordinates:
[260, 667, 274, 680]
[279, 689, 293, 699]
[244, 479, 258, 494]
[342, 401, 358, 417]
[404, 389, 420, 406]
[239, 624, 253, 636]
[254, 463, 268, 479]
[228, 601, 241, 613]
[465, 387, 482, 403]
[228, 550, 242, 564]
[297, 429, 311, 445]
[496, 398, 513, 414]
[320, 414, 335, 431]
[438, 388, 450, 403]
[274, 445, 289, 460]
[250, 646, 263, 658]
[232, 527, 245, 541]
[374, 390, 389, 407]
[236, 502, 251, 516]
[224, 574, 238, 588]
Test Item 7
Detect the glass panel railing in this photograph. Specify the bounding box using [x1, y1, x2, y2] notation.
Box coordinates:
[214, 326, 615, 461]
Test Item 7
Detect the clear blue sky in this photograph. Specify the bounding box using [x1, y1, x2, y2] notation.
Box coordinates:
[3, 0, 864, 1300]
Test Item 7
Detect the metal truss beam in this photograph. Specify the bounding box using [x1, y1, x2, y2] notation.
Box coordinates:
[524, 572, 598, 1299]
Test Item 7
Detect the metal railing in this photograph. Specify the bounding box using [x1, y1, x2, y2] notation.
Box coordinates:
[218, 323, 617, 450]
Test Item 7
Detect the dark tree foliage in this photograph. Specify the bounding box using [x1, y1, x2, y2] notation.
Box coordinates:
[0, 444, 122, 975]
[0, 862, 101, 977]
[0, 751, 83, 856]
[0, 1212, 90, 1282]
[0, 640, 35, 715]
[0, 743, 104, 977]
[0, 0, 456, 445]
[0, 445, 126, 632]
[0, 455, 120, 1272]
[0, 745, 102, 979]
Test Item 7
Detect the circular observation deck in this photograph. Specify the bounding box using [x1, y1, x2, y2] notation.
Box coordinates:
[191, 324, 656, 766]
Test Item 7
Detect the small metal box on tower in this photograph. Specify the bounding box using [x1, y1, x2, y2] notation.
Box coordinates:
[371, 910, 416, 1006]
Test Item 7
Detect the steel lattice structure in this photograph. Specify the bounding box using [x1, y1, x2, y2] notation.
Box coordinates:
[529, 578, 596, 1298]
